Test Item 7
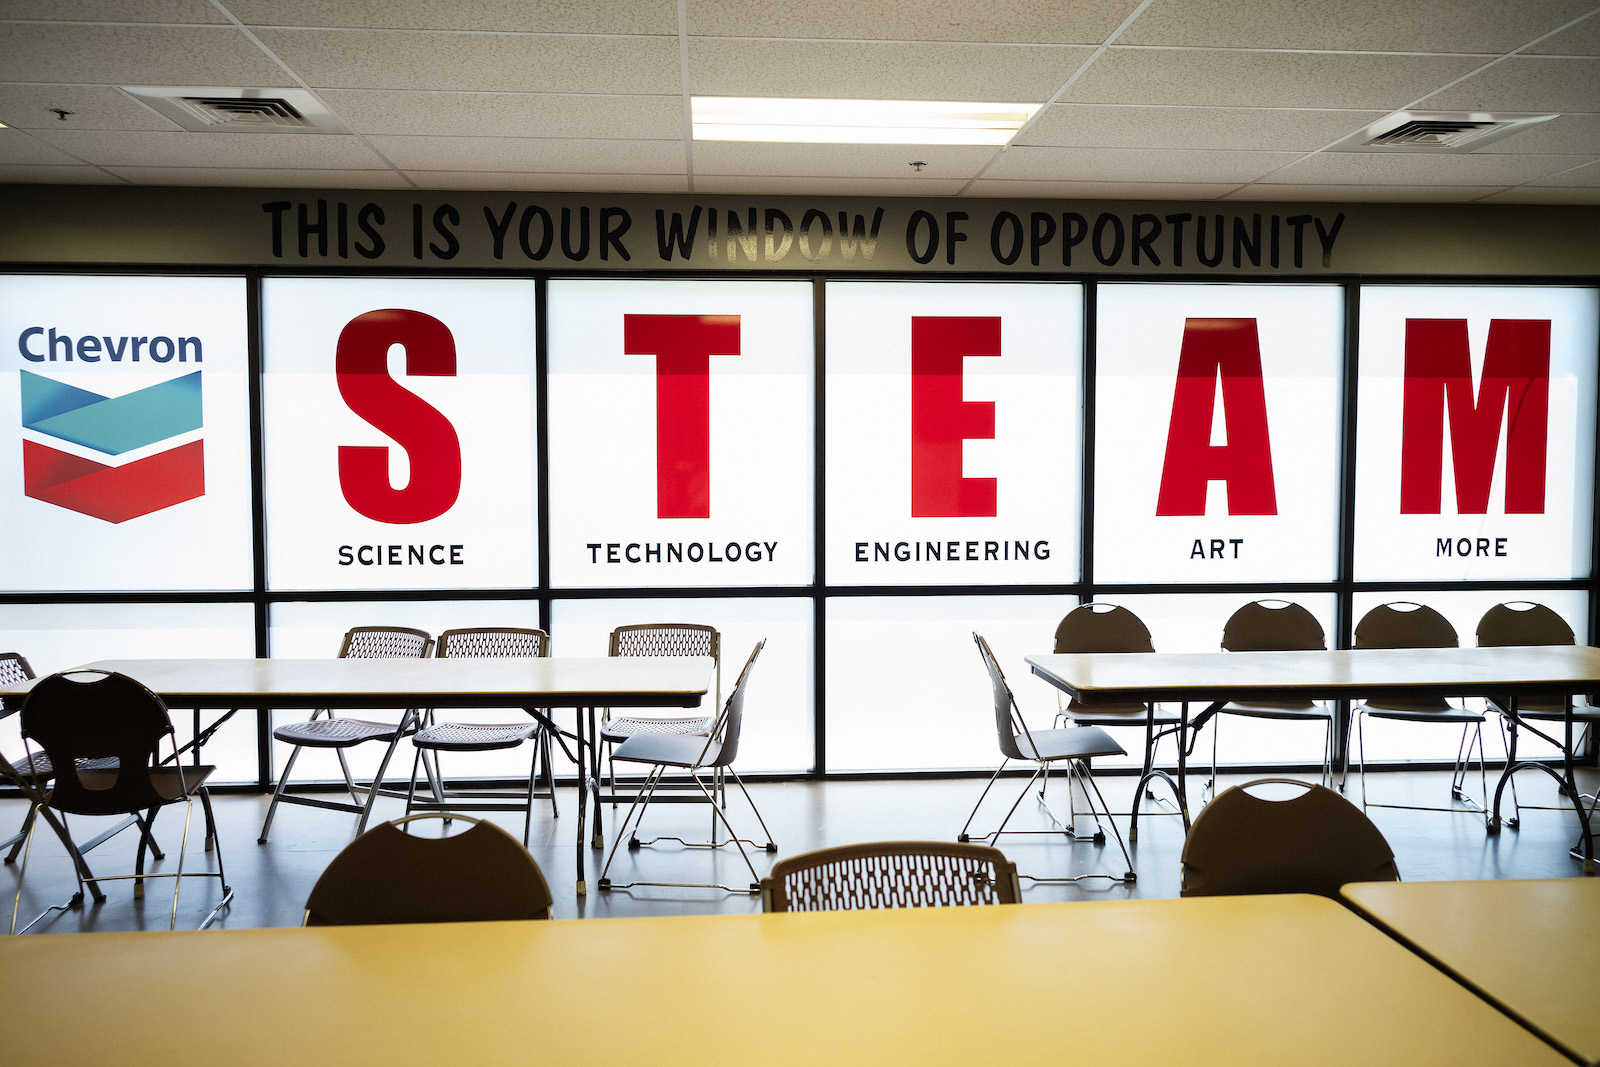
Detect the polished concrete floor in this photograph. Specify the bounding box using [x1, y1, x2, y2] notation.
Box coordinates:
[4, 765, 1595, 932]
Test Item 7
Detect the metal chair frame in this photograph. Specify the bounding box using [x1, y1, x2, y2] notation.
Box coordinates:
[762, 840, 1021, 911]
[601, 623, 723, 815]
[1350, 602, 1489, 827]
[257, 626, 434, 845]
[959, 633, 1135, 886]
[11, 669, 232, 934]
[403, 628, 565, 847]
[598, 640, 776, 895]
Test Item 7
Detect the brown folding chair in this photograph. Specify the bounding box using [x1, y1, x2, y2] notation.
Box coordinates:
[762, 840, 1020, 912]
[1350, 601, 1488, 824]
[303, 813, 553, 925]
[1181, 778, 1399, 897]
[11, 669, 232, 933]
[258, 626, 434, 844]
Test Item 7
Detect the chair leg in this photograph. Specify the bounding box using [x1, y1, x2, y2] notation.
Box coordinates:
[357, 732, 408, 835]
[598, 764, 666, 884]
[724, 769, 777, 852]
[957, 759, 1010, 842]
[257, 743, 304, 844]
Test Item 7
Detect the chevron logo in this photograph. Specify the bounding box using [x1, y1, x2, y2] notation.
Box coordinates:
[20, 370, 205, 523]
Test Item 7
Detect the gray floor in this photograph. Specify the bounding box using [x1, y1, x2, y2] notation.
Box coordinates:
[4, 765, 1595, 932]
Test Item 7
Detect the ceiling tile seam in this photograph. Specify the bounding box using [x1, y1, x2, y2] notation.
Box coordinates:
[0, 128, 130, 181]
[236, 26, 677, 40]
[676, 0, 694, 194]
[1105, 44, 1504, 58]
[208, 0, 416, 189]
[1404, 8, 1600, 112]
[956, 0, 1158, 196]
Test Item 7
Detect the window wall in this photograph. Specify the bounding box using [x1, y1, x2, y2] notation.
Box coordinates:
[2, 272, 1595, 784]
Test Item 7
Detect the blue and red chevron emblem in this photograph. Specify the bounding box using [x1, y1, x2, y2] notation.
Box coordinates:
[20, 370, 205, 523]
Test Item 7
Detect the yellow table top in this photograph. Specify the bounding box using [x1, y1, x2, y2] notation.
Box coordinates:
[1343, 878, 1600, 1064]
[0, 895, 1568, 1066]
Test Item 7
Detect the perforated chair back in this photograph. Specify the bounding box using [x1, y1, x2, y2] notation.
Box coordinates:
[340, 626, 434, 659]
[763, 841, 1021, 912]
[303, 814, 553, 925]
[705, 640, 763, 768]
[1222, 600, 1326, 652]
[0, 652, 34, 691]
[610, 623, 719, 660]
[436, 627, 549, 659]
[1054, 602, 1155, 654]
[1354, 602, 1458, 712]
[975, 634, 1034, 762]
[1476, 601, 1575, 647]
[1180, 779, 1399, 898]
[21, 670, 188, 816]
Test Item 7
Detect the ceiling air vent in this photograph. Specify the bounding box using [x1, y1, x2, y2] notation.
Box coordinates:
[1327, 111, 1558, 154]
[120, 86, 349, 134]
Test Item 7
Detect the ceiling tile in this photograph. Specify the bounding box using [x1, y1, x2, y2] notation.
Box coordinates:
[1475, 184, 1600, 203]
[0, 127, 90, 165]
[1018, 104, 1381, 151]
[0, 1, 227, 24]
[318, 90, 684, 139]
[984, 145, 1303, 182]
[102, 165, 411, 187]
[1527, 157, 1600, 184]
[1478, 112, 1600, 153]
[684, 0, 1142, 45]
[687, 39, 1092, 100]
[28, 128, 390, 167]
[1221, 182, 1501, 202]
[404, 171, 690, 192]
[0, 85, 179, 131]
[1063, 49, 1486, 109]
[962, 178, 1238, 198]
[1263, 151, 1585, 184]
[255, 29, 682, 93]
[694, 174, 968, 195]
[226, 0, 678, 34]
[1417, 56, 1600, 112]
[0, 25, 294, 86]
[0, 164, 124, 183]
[1116, 0, 1598, 53]
[691, 141, 997, 179]
[1523, 12, 1600, 55]
[368, 134, 684, 173]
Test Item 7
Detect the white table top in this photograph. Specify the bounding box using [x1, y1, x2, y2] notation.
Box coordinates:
[1343, 877, 1600, 1064]
[0, 655, 715, 710]
[0, 895, 1567, 1066]
[1027, 645, 1600, 705]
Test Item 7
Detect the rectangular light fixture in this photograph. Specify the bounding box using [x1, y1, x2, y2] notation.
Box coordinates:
[691, 97, 1039, 145]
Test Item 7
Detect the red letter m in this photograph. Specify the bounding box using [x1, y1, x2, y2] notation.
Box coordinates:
[1399, 319, 1549, 515]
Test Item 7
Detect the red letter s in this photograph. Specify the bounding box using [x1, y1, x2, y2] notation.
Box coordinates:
[336, 308, 463, 524]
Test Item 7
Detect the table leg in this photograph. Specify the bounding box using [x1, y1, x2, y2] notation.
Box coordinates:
[587, 706, 605, 850]
[1488, 696, 1594, 875]
[575, 706, 589, 896]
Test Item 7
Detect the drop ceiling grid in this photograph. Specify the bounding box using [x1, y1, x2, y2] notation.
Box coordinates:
[0, 2, 1593, 200]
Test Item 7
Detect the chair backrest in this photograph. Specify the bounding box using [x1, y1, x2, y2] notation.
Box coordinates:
[1353, 601, 1457, 650]
[974, 633, 1034, 762]
[610, 623, 720, 708]
[1180, 779, 1399, 898]
[763, 841, 1021, 912]
[1054, 603, 1155, 654]
[436, 627, 549, 658]
[1222, 600, 1326, 652]
[20, 670, 180, 816]
[340, 626, 434, 659]
[703, 639, 764, 769]
[0, 651, 35, 688]
[1476, 601, 1575, 647]
[303, 814, 554, 925]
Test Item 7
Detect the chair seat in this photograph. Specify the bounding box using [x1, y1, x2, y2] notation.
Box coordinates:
[412, 722, 537, 752]
[273, 717, 404, 748]
[611, 732, 722, 770]
[600, 714, 713, 746]
[5, 753, 119, 783]
[74, 763, 215, 803]
[1218, 699, 1330, 721]
[1016, 725, 1125, 762]
[1064, 701, 1181, 726]
[1355, 702, 1484, 724]
[1491, 699, 1600, 722]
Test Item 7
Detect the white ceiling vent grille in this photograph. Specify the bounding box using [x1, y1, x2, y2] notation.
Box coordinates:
[120, 86, 349, 134]
[1328, 111, 1558, 154]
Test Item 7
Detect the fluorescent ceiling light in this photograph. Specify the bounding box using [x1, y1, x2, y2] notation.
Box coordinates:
[691, 97, 1039, 145]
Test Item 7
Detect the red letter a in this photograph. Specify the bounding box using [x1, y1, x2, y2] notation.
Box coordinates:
[1155, 318, 1278, 516]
